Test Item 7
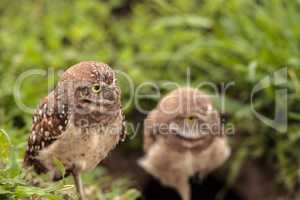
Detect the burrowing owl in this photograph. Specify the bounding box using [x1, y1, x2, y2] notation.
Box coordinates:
[24, 61, 126, 200]
[139, 87, 230, 200]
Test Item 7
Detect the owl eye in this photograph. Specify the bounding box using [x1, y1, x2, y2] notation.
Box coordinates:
[186, 116, 197, 124]
[92, 84, 101, 93]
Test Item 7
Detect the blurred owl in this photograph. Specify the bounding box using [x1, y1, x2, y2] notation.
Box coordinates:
[139, 87, 230, 200]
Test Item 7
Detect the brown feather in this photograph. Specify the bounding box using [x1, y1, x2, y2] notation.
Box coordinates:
[24, 92, 69, 173]
[24, 61, 125, 178]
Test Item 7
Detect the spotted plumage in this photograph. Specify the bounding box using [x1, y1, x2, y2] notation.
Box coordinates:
[24, 92, 69, 173]
[24, 61, 125, 200]
[139, 87, 230, 200]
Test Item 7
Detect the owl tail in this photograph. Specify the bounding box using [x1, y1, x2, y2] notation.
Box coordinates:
[23, 151, 48, 174]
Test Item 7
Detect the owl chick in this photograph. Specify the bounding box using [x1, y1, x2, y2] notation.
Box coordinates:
[139, 87, 230, 200]
[24, 61, 126, 200]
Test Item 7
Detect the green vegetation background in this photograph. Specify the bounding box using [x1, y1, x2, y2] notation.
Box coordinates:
[0, 0, 300, 199]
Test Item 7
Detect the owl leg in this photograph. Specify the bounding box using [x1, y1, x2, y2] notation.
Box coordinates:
[72, 171, 85, 200]
[139, 146, 191, 200]
[158, 173, 190, 200]
[158, 168, 191, 200]
[139, 157, 191, 200]
[177, 180, 190, 200]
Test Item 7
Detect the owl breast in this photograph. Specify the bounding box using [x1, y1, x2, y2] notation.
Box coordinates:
[140, 136, 230, 180]
[37, 121, 121, 173]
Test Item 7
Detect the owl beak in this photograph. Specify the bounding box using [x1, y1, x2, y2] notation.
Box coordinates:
[169, 121, 209, 140]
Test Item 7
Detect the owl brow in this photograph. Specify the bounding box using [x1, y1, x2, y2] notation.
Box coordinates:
[91, 70, 101, 81]
[91, 63, 103, 81]
[91, 71, 113, 85]
[107, 85, 118, 90]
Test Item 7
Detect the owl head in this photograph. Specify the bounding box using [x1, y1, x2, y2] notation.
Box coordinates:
[145, 87, 221, 148]
[56, 61, 121, 127]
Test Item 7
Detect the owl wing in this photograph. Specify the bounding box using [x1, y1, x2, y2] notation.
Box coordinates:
[23, 92, 69, 174]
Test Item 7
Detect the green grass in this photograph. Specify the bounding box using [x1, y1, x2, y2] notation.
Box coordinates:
[0, 129, 140, 200]
[0, 0, 300, 198]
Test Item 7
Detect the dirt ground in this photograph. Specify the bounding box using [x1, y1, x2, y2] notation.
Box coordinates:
[103, 149, 294, 200]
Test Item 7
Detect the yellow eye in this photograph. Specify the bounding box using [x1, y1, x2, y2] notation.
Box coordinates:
[186, 116, 197, 124]
[92, 84, 101, 93]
